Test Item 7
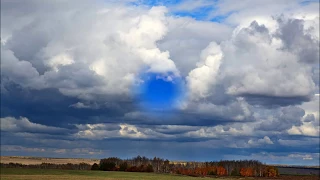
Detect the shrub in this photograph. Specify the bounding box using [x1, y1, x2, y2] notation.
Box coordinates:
[119, 162, 128, 171]
[263, 166, 279, 177]
[100, 162, 116, 171]
[91, 163, 100, 170]
[146, 164, 154, 172]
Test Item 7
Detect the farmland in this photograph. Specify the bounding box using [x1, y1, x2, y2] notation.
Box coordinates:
[277, 167, 320, 176]
[1, 168, 320, 180]
[0, 168, 225, 180]
[0, 156, 99, 165]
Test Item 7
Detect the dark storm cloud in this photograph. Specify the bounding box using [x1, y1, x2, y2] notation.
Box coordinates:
[121, 110, 249, 126]
[0, 82, 133, 127]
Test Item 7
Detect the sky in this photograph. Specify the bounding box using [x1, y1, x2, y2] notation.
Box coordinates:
[0, 0, 319, 166]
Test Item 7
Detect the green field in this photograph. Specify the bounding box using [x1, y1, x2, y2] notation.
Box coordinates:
[0, 168, 233, 180]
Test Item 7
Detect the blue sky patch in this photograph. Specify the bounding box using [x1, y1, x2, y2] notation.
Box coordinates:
[135, 73, 184, 111]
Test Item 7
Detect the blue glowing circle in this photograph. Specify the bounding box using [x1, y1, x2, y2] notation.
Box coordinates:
[136, 73, 183, 110]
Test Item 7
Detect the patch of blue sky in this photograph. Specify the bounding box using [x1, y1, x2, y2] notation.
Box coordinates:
[129, 0, 219, 21]
[299, 0, 319, 6]
[171, 6, 215, 21]
[134, 72, 185, 112]
[129, 0, 183, 7]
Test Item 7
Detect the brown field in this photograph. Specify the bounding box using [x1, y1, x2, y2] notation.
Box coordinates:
[0, 156, 100, 165]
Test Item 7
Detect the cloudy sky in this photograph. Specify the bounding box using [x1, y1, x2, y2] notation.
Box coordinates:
[1, 0, 319, 165]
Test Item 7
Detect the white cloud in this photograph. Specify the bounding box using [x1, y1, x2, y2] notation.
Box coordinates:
[222, 19, 316, 97]
[187, 42, 223, 100]
[186, 17, 318, 102]
[74, 123, 120, 140]
[119, 124, 146, 138]
[288, 122, 319, 137]
[300, 94, 320, 121]
[46, 53, 74, 72]
[248, 136, 274, 146]
[260, 136, 274, 144]
[158, 16, 232, 76]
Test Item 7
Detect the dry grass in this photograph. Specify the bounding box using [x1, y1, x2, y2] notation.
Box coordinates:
[0, 156, 99, 165]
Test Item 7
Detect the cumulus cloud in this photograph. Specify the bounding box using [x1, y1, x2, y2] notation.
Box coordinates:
[187, 42, 223, 100]
[186, 18, 318, 106]
[222, 19, 316, 99]
[74, 123, 120, 140]
[287, 122, 319, 137]
[248, 136, 274, 146]
[1, 46, 46, 89]
[158, 16, 232, 76]
[1, 1, 179, 101]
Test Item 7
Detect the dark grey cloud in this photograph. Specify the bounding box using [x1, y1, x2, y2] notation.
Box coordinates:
[241, 94, 311, 107]
[258, 106, 305, 131]
[276, 17, 319, 64]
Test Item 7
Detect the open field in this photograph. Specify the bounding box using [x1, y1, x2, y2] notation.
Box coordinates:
[0, 168, 228, 180]
[1, 168, 320, 180]
[0, 156, 99, 165]
[0, 156, 186, 166]
[278, 167, 320, 176]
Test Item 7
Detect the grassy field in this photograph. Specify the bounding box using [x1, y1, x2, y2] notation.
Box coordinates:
[0, 168, 228, 180]
[1, 168, 320, 180]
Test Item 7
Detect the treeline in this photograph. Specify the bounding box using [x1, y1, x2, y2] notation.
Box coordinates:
[0, 162, 91, 170]
[175, 164, 278, 177]
[94, 156, 279, 177]
[93, 156, 170, 173]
